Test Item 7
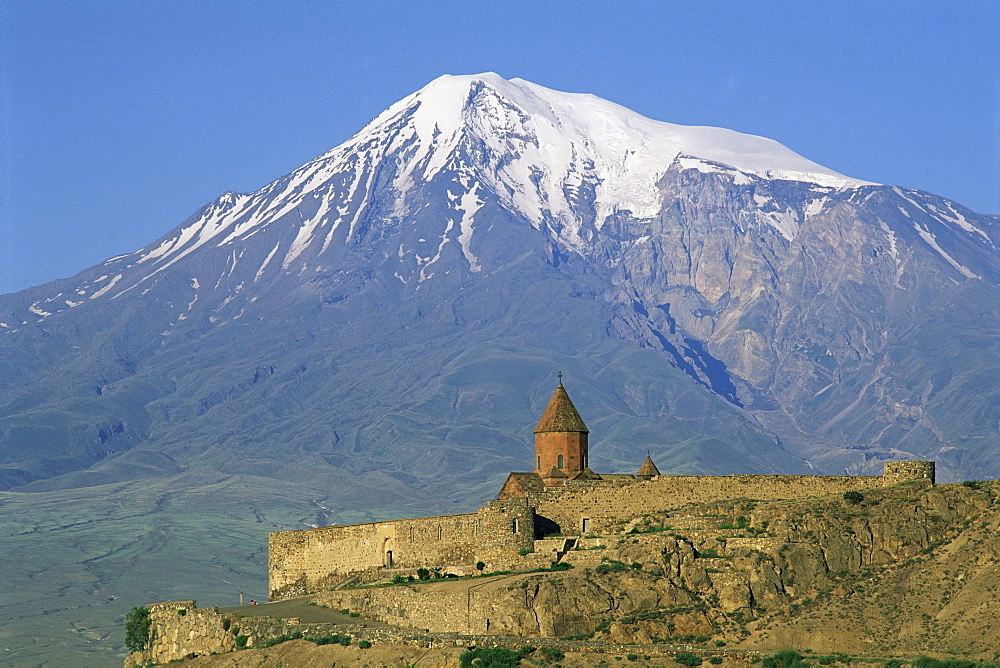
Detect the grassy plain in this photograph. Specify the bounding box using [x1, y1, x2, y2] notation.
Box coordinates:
[0, 470, 333, 666]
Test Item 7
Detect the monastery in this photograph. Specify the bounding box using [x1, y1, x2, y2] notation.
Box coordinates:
[268, 380, 935, 601]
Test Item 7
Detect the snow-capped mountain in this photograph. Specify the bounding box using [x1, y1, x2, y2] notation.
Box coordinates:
[1, 73, 998, 495]
[2, 73, 999, 663]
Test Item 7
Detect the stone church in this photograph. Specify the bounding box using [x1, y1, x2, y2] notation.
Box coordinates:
[268, 379, 934, 600]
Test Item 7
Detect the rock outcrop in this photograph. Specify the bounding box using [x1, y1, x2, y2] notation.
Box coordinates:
[312, 480, 1000, 659]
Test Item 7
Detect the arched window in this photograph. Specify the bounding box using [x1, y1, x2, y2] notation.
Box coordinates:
[537, 455, 541, 469]
[557, 454, 564, 469]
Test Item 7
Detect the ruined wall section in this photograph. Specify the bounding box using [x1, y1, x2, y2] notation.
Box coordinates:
[269, 501, 536, 600]
[123, 600, 392, 666]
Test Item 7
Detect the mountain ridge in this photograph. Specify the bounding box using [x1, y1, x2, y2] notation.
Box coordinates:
[0, 73, 998, 664]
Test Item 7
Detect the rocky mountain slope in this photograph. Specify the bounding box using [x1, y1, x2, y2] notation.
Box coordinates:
[320, 479, 1000, 661]
[136, 479, 1000, 666]
[1, 74, 998, 664]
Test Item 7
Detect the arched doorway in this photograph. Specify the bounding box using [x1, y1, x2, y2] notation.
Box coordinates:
[383, 537, 394, 568]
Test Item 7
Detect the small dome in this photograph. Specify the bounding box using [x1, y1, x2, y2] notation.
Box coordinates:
[637, 454, 661, 479]
[534, 382, 589, 434]
[541, 465, 569, 479]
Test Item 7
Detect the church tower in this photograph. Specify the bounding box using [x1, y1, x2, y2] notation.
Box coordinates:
[534, 377, 589, 477]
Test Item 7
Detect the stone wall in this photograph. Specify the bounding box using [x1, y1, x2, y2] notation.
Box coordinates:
[269, 499, 535, 600]
[123, 600, 368, 666]
[317, 584, 478, 634]
[883, 460, 935, 485]
[269, 460, 935, 599]
[528, 463, 935, 536]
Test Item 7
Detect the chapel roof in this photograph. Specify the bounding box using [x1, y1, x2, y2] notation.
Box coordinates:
[541, 465, 569, 479]
[534, 382, 589, 434]
[506, 472, 546, 493]
[637, 454, 661, 479]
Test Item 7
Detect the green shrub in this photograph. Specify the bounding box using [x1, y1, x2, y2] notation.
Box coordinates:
[761, 649, 808, 668]
[710, 658, 723, 665]
[675, 652, 703, 666]
[519, 645, 537, 655]
[627, 653, 639, 661]
[476, 561, 486, 571]
[235, 635, 249, 649]
[595, 559, 628, 574]
[549, 561, 573, 571]
[221, 617, 231, 631]
[459, 646, 522, 667]
[843, 490, 864, 505]
[263, 631, 303, 647]
[308, 634, 345, 645]
[961, 480, 982, 490]
[177, 608, 186, 616]
[697, 548, 721, 559]
[359, 639, 372, 649]
[125, 606, 152, 653]
[417, 567, 431, 580]
[913, 657, 981, 668]
[392, 574, 407, 584]
[540, 646, 565, 661]
[518, 547, 535, 556]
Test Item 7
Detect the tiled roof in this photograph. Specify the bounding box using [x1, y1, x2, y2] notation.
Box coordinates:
[541, 466, 569, 479]
[534, 383, 589, 433]
[507, 472, 546, 493]
[637, 455, 661, 478]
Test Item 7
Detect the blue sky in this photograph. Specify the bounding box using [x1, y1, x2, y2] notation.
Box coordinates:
[1, 1, 997, 295]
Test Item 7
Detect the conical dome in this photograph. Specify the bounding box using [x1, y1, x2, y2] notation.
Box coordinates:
[637, 454, 661, 480]
[534, 383, 589, 434]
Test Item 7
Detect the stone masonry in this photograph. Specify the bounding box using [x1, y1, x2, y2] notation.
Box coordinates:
[268, 382, 935, 601]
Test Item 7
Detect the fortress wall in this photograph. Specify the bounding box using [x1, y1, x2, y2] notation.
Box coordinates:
[268, 461, 936, 596]
[269, 512, 479, 599]
[315, 575, 532, 636]
[531, 473, 895, 535]
[884, 460, 935, 485]
[317, 585, 475, 634]
[476, 499, 536, 569]
[269, 503, 537, 600]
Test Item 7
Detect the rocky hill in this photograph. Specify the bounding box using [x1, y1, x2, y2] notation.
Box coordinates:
[132, 479, 1000, 666]
[317, 479, 1000, 659]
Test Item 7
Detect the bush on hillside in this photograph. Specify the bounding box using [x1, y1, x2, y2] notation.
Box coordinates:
[761, 649, 808, 668]
[459, 646, 522, 667]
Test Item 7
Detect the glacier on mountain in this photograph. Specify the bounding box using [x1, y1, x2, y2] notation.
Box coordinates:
[121, 72, 880, 287]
